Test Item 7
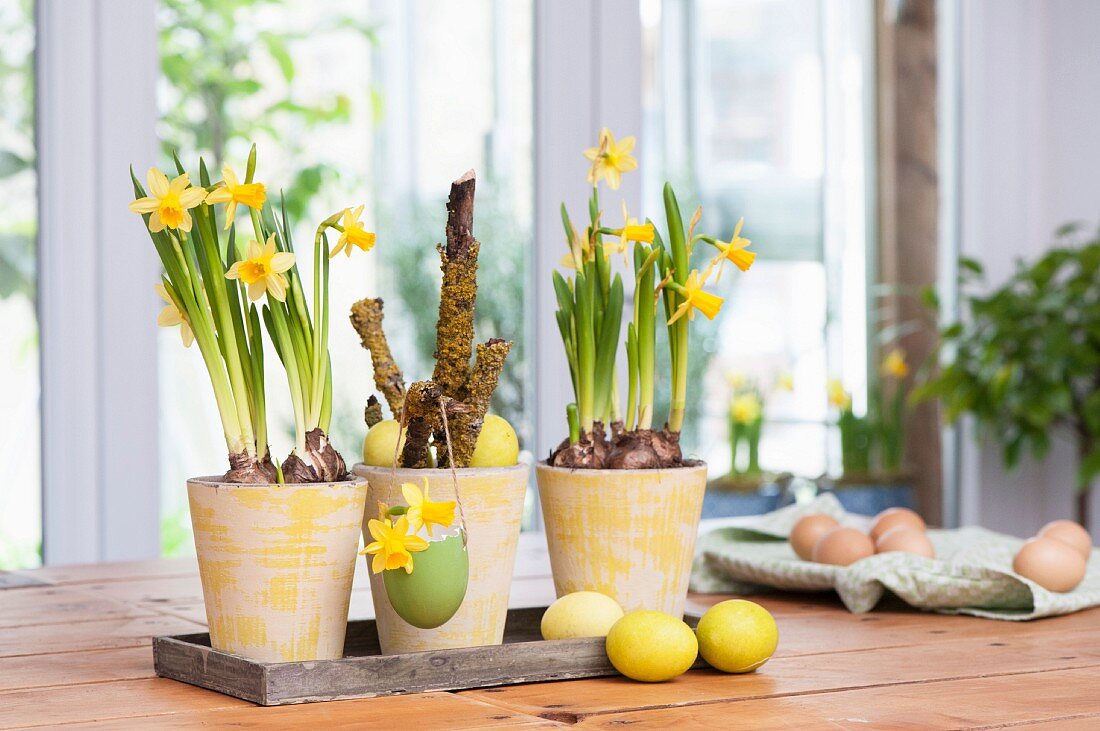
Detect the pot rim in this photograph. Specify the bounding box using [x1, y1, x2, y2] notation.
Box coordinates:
[352, 462, 530, 478]
[186, 474, 368, 488]
[534, 459, 707, 477]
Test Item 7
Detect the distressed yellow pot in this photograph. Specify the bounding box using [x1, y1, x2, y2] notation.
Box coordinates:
[187, 476, 368, 663]
[353, 463, 528, 653]
[536, 461, 707, 617]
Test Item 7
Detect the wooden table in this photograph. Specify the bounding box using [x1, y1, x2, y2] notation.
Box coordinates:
[3, 556, 1100, 730]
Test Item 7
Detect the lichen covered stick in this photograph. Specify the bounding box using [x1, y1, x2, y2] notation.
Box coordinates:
[399, 381, 441, 468]
[443, 337, 512, 467]
[350, 297, 406, 416]
[433, 170, 479, 401]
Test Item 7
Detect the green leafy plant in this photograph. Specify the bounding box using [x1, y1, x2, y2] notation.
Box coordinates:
[917, 225, 1100, 521]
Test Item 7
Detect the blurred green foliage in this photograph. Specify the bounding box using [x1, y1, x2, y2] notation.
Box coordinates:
[158, 0, 376, 221]
[917, 224, 1100, 489]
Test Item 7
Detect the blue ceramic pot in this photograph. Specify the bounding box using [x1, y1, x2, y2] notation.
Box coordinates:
[822, 482, 915, 516]
[702, 478, 781, 519]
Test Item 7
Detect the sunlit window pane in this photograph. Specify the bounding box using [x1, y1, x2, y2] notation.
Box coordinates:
[0, 0, 41, 569]
[156, 0, 533, 554]
[643, 0, 871, 478]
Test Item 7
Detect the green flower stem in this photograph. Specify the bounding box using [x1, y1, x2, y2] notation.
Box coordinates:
[625, 324, 638, 431]
[634, 243, 659, 430]
[267, 300, 308, 455]
[663, 184, 689, 433]
[567, 403, 580, 445]
[574, 269, 596, 432]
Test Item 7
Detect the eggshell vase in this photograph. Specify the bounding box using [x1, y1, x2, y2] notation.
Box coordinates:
[383, 532, 470, 629]
[536, 461, 708, 617]
[187, 476, 369, 663]
[354, 463, 529, 653]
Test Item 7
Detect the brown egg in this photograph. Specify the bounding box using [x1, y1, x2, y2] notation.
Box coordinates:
[812, 527, 875, 566]
[870, 508, 926, 542]
[874, 526, 935, 558]
[790, 514, 840, 560]
[1037, 520, 1092, 560]
[1013, 536, 1087, 593]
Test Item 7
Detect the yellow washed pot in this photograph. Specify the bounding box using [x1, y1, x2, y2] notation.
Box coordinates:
[353, 463, 529, 653]
[536, 461, 708, 617]
[187, 476, 368, 663]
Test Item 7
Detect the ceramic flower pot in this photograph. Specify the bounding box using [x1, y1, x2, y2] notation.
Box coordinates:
[536, 461, 708, 617]
[187, 476, 368, 663]
[353, 463, 529, 653]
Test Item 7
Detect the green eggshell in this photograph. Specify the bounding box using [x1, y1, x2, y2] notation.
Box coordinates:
[383, 533, 469, 629]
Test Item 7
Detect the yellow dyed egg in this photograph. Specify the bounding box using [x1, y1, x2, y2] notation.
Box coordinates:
[605, 610, 698, 682]
[541, 591, 624, 640]
[468, 414, 519, 467]
[362, 420, 406, 467]
[696, 599, 779, 673]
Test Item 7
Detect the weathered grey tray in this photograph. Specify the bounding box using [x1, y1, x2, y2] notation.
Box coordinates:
[154, 607, 704, 705]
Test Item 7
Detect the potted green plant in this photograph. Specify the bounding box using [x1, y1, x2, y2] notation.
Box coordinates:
[536, 128, 755, 617]
[823, 350, 916, 516]
[349, 171, 528, 654]
[127, 147, 367, 663]
[917, 226, 1100, 525]
[702, 372, 793, 518]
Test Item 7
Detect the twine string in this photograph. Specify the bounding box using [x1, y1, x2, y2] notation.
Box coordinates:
[437, 395, 468, 547]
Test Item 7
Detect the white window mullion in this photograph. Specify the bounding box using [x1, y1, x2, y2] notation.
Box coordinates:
[38, 0, 160, 564]
[533, 0, 643, 463]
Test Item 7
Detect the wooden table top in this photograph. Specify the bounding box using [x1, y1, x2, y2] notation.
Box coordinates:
[2, 555, 1100, 730]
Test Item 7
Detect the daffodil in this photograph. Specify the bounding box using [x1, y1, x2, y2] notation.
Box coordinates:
[154, 282, 193, 348]
[203, 164, 266, 230]
[128, 168, 207, 233]
[882, 348, 909, 379]
[731, 393, 762, 425]
[584, 127, 638, 190]
[775, 371, 795, 392]
[330, 205, 377, 258]
[362, 516, 428, 574]
[667, 268, 724, 325]
[401, 478, 456, 537]
[710, 218, 755, 279]
[828, 378, 852, 411]
[225, 234, 295, 302]
[615, 201, 655, 256]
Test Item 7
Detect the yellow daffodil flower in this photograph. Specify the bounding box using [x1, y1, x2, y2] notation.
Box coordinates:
[330, 205, 377, 258]
[618, 201, 655, 248]
[128, 168, 207, 233]
[203, 164, 266, 230]
[731, 393, 762, 425]
[362, 516, 428, 574]
[882, 348, 909, 379]
[401, 477, 456, 537]
[584, 127, 638, 190]
[225, 234, 296, 302]
[710, 218, 755, 279]
[154, 282, 193, 348]
[667, 268, 724, 324]
[828, 378, 852, 411]
[775, 371, 795, 392]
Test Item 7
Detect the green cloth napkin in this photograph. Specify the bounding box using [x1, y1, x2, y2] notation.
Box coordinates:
[690, 494, 1100, 620]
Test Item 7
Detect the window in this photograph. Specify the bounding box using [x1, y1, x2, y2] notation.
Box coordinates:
[0, 0, 40, 569]
[642, 0, 874, 477]
[156, 0, 534, 554]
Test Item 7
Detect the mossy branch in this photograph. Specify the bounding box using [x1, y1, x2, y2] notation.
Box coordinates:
[442, 337, 512, 467]
[350, 297, 406, 417]
[399, 381, 441, 468]
[432, 170, 478, 401]
[364, 394, 384, 429]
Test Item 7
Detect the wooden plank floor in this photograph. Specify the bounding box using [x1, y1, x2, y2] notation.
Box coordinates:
[1, 557, 1098, 729]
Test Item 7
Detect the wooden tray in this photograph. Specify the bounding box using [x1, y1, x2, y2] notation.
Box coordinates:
[154, 607, 705, 705]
